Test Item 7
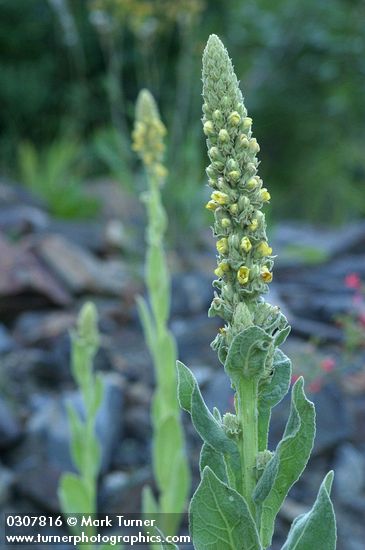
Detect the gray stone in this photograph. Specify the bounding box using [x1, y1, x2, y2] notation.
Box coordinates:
[0, 399, 22, 449]
[334, 443, 365, 505]
[0, 463, 14, 507]
[35, 234, 131, 296]
[98, 468, 150, 514]
[23, 373, 124, 474]
[0, 324, 14, 354]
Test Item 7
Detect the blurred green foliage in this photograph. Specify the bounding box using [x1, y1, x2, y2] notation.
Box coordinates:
[1, 0, 365, 228]
[18, 139, 99, 219]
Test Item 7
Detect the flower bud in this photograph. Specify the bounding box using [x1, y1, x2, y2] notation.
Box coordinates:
[249, 218, 258, 231]
[249, 138, 260, 153]
[218, 129, 230, 143]
[227, 159, 239, 171]
[247, 177, 258, 190]
[240, 237, 252, 253]
[261, 188, 271, 202]
[205, 200, 218, 211]
[246, 162, 257, 174]
[214, 261, 230, 278]
[230, 203, 238, 215]
[216, 238, 229, 255]
[242, 117, 252, 130]
[209, 146, 221, 161]
[221, 218, 231, 228]
[213, 109, 223, 124]
[203, 120, 215, 136]
[239, 135, 249, 148]
[228, 111, 241, 126]
[257, 241, 272, 256]
[237, 266, 250, 285]
[228, 171, 241, 183]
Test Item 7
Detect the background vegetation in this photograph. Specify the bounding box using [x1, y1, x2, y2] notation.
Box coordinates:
[1, 0, 365, 231]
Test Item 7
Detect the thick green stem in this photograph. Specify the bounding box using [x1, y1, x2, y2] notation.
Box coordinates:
[239, 377, 258, 519]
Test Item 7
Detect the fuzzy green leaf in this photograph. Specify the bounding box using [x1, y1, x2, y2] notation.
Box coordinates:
[58, 473, 91, 515]
[177, 361, 241, 488]
[225, 327, 273, 385]
[258, 349, 291, 450]
[200, 443, 228, 483]
[142, 485, 159, 515]
[254, 378, 316, 548]
[66, 405, 84, 472]
[281, 471, 336, 550]
[190, 467, 262, 550]
[154, 414, 184, 492]
[137, 296, 157, 356]
[177, 360, 195, 413]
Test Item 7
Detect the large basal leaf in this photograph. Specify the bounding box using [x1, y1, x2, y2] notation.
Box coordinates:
[281, 471, 336, 550]
[190, 467, 262, 550]
[253, 378, 315, 548]
[177, 361, 241, 489]
[224, 327, 273, 386]
[258, 349, 291, 451]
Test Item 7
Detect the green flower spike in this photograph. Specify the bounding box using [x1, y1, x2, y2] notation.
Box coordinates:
[177, 35, 337, 550]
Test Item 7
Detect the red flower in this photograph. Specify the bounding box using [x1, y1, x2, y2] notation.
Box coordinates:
[345, 273, 361, 290]
[320, 357, 335, 373]
[309, 379, 322, 393]
[291, 374, 300, 384]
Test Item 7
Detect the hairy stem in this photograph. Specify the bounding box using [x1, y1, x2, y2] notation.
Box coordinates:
[238, 378, 258, 519]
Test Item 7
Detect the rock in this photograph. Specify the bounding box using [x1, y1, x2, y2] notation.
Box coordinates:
[0, 324, 14, 354]
[334, 443, 365, 506]
[0, 463, 14, 506]
[35, 234, 132, 296]
[22, 373, 124, 474]
[0, 233, 71, 317]
[14, 310, 75, 346]
[0, 204, 48, 235]
[0, 398, 22, 449]
[202, 370, 234, 414]
[171, 272, 213, 317]
[98, 468, 151, 514]
[14, 460, 62, 512]
[269, 383, 350, 456]
[39, 219, 105, 253]
[171, 314, 221, 366]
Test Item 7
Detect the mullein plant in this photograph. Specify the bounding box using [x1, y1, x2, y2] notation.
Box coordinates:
[176, 35, 337, 550]
[59, 303, 115, 550]
[132, 90, 190, 538]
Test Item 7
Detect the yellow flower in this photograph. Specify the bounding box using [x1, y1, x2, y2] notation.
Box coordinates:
[228, 111, 241, 126]
[240, 237, 252, 253]
[216, 238, 228, 255]
[154, 164, 168, 179]
[211, 191, 229, 205]
[249, 218, 258, 231]
[214, 262, 230, 278]
[257, 241, 272, 256]
[261, 188, 271, 202]
[203, 120, 215, 136]
[261, 266, 273, 283]
[237, 266, 250, 285]
[205, 200, 218, 211]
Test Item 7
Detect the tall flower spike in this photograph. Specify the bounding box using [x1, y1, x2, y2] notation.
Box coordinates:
[202, 35, 283, 362]
[132, 89, 168, 181]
